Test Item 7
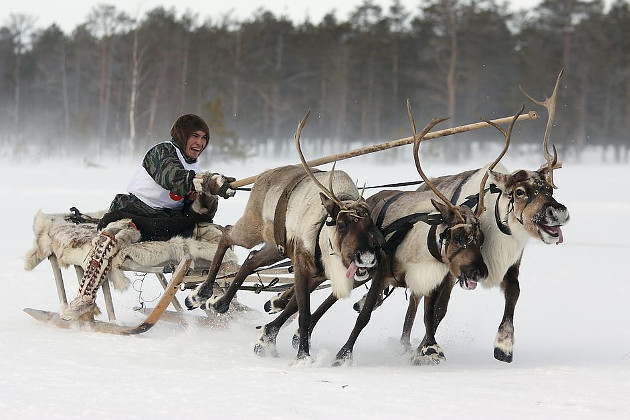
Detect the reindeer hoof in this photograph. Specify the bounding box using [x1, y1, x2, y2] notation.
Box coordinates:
[332, 348, 353, 367]
[291, 355, 314, 367]
[494, 347, 513, 363]
[332, 356, 352, 367]
[210, 298, 230, 314]
[411, 353, 443, 365]
[254, 339, 278, 358]
[264, 293, 283, 314]
[292, 331, 299, 349]
[253, 343, 266, 357]
[264, 300, 273, 313]
[184, 291, 204, 310]
[411, 344, 446, 365]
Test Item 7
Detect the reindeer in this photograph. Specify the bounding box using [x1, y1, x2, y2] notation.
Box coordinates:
[185, 111, 378, 362]
[258, 103, 521, 365]
[398, 70, 570, 364]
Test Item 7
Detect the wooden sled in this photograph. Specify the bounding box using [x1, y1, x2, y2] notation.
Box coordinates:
[23, 210, 334, 334]
[24, 252, 303, 335]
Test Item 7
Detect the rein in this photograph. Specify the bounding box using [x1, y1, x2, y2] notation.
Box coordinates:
[233, 180, 424, 193]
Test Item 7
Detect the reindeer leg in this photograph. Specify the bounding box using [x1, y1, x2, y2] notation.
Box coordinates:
[293, 253, 317, 363]
[400, 293, 421, 350]
[210, 244, 284, 313]
[494, 261, 521, 363]
[293, 261, 313, 362]
[185, 227, 234, 309]
[264, 286, 295, 314]
[413, 274, 455, 365]
[292, 290, 337, 349]
[254, 294, 300, 358]
[333, 274, 385, 367]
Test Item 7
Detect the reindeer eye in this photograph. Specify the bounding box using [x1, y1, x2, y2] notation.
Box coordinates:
[515, 188, 527, 198]
[337, 221, 347, 231]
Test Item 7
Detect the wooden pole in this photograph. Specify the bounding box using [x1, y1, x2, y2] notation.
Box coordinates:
[203, 110, 539, 188]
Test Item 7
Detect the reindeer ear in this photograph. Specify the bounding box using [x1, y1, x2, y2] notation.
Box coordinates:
[536, 163, 553, 180]
[320, 192, 340, 218]
[488, 170, 513, 191]
[430, 198, 451, 221]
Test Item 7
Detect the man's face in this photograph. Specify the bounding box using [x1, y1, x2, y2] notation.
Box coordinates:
[185, 130, 208, 160]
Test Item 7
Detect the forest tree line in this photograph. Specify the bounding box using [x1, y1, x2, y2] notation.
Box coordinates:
[1, 0, 629, 162]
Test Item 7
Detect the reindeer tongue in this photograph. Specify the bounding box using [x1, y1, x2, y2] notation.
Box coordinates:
[556, 227, 564, 244]
[547, 226, 564, 244]
[346, 262, 358, 279]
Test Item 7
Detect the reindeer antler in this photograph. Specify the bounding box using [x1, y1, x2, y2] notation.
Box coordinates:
[294, 110, 344, 209]
[519, 69, 564, 188]
[476, 105, 523, 216]
[406, 100, 460, 222]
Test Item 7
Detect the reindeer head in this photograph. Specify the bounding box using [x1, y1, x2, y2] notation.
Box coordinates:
[408, 100, 488, 290]
[488, 168, 568, 244]
[294, 111, 377, 283]
[431, 199, 486, 290]
[486, 70, 570, 244]
[320, 192, 376, 281]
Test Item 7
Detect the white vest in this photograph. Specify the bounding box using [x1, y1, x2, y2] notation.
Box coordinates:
[127, 143, 201, 210]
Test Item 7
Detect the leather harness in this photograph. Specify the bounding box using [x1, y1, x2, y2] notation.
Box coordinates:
[272, 170, 326, 273]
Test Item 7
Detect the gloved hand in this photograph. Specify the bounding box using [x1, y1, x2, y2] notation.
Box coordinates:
[198, 172, 236, 199]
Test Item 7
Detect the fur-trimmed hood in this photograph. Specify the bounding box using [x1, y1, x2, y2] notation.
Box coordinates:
[170, 114, 210, 163]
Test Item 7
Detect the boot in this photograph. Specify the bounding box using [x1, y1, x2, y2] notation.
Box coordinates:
[61, 219, 140, 321]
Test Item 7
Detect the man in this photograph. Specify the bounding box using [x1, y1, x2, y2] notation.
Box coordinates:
[61, 114, 235, 320]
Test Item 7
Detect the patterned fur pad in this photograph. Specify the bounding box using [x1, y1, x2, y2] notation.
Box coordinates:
[24, 210, 239, 291]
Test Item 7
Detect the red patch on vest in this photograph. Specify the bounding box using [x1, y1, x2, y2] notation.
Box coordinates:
[169, 191, 183, 201]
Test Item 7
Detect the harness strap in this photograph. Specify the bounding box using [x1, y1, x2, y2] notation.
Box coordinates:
[376, 192, 405, 229]
[376, 194, 444, 260]
[313, 216, 327, 273]
[452, 181, 512, 237]
[273, 171, 320, 255]
[450, 171, 476, 205]
[490, 184, 512, 235]
[427, 224, 443, 262]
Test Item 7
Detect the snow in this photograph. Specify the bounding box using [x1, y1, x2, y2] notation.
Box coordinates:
[1, 149, 629, 419]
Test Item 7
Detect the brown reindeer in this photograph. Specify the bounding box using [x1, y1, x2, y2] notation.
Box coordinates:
[185, 111, 378, 362]
[259, 104, 518, 365]
[399, 70, 570, 363]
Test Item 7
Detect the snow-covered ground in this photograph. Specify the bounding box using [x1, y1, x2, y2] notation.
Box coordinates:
[1, 146, 629, 419]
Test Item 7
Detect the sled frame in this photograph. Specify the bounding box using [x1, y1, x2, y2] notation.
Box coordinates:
[25, 252, 303, 334]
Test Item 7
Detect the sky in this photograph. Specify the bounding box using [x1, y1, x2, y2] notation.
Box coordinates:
[3, 0, 553, 33]
[1, 147, 629, 419]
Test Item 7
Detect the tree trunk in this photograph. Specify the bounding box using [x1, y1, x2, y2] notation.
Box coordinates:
[13, 50, 21, 131]
[60, 42, 70, 137]
[446, 7, 458, 125]
[272, 32, 283, 140]
[179, 34, 190, 113]
[147, 63, 167, 146]
[232, 31, 241, 120]
[335, 47, 349, 139]
[128, 29, 141, 156]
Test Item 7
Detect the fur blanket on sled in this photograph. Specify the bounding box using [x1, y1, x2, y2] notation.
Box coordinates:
[24, 210, 240, 291]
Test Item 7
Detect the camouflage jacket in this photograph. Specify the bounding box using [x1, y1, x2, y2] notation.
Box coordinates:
[141, 141, 197, 197]
[108, 141, 198, 218]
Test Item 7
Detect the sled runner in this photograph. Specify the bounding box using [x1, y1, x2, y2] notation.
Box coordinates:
[23, 209, 300, 334]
